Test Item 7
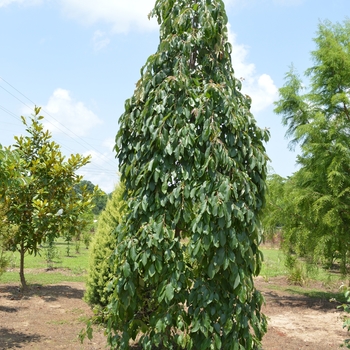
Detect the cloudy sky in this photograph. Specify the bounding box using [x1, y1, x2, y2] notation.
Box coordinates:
[0, 0, 349, 193]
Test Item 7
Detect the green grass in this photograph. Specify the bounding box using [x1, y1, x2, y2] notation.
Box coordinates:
[0, 241, 346, 295]
[260, 247, 343, 281]
[260, 248, 287, 278]
[0, 238, 90, 285]
[259, 247, 345, 298]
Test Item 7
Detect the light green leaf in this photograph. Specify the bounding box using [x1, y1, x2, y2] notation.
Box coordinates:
[165, 283, 174, 302]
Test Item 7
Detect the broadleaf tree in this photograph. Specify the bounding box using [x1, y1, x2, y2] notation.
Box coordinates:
[75, 179, 108, 215]
[0, 107, 96, 289]
[101, 1, 270, 349]
[274, 20, 350, 272]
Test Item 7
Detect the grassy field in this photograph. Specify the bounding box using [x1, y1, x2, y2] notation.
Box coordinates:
[260, 246, 346, 301]
[0, 238, 90, 285]
[261, 247, 344, 282]
[0, 241, 346, 300]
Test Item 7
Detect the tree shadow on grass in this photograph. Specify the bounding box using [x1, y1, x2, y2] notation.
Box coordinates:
[263, 289, 341, 311]
[0, 327, 41, 348]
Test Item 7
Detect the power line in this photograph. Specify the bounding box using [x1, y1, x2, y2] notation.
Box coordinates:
[0, 104, 22, 122]
[0, 77, 119, 175]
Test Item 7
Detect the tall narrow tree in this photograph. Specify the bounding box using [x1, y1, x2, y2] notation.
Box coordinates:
[107, 1, 269, 348]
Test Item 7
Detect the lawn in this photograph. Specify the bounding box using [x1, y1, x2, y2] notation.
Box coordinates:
[0, 238, 90, 285]
[1, 240, 345, 295]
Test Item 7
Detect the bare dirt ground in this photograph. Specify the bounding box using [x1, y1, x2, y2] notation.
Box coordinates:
[256, 277, 348, 349]
[0, 278, 348, 350]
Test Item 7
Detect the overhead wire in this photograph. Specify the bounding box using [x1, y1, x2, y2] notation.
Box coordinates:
[0, 77, 119, 176]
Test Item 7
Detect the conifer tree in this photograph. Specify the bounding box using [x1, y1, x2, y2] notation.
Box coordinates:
[274, 20, 350, 273]
[107, 1, 269, 348]
[85, 182, 126, 307]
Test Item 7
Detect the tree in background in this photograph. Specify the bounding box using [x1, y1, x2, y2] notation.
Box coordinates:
[72, 180, 106, 251]
[104, 0, 269, 348]
[274, 20, 350, 273]
[0, 203, 11, 277]
[261, 174, 286, 240]
[75, 180, 108, 215]
[85, 182, 126, 307]
[0, 146, 22, 276]
[0, 107, 95, 289]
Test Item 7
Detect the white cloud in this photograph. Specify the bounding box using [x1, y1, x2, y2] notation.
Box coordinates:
[102, 137, 115, 151]
[0, 0, 41, 7]
[92, 30, 110, 51]
[58, 0, 158, 34]
[78, 149, 118, 193]
[42, 88, 103, 137]
[227, 25, 278, 113]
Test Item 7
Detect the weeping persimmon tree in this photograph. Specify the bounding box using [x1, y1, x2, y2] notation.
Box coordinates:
[106, 0, 269, 348]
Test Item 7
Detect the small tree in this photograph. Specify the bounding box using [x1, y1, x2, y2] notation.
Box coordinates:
[85, 182, 126, 307]
[105, 0, 269, 349]
[0, 107, 95, 290]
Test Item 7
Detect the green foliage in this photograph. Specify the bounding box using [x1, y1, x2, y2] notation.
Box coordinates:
[284, 254, 307, 286]
[273, 20, 350, 275]
[0, 249, 9, 276]
[85, 182, 126, 307]
[339, 285, 350, 348]
[0, 107, 96, 289]
[44, 238, 61, 269]
[261, 174, 287, 239]
[0, 218, 9, 277]
[0, 203, 16, 277]
[101, 1, 269, 349]
[75, 180, 108, 215]
[0, 144, 25, 189]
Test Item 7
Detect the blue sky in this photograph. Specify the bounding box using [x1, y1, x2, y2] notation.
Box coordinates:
[1, 0, 349, 193]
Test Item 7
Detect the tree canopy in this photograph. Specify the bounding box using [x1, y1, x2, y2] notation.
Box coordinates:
[0, 107, 96, 289]
[273, 19, 350, 272]
[74, 180, 108, 215]
[99, 0, 270, 349]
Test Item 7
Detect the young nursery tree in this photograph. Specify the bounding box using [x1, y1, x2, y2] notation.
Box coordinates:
[0, 107, 95, 290]
[105, 0, 269, 349]
[85, 182, 126, 307]
[274, 20, 350, 272]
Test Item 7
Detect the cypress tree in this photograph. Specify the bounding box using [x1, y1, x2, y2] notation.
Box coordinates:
[85, 182, 126, 307]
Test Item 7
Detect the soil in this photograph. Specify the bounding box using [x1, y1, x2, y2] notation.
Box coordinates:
[0, 278, 348, 350]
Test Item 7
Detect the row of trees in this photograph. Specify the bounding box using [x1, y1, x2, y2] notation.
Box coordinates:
[265, 20, 350, 273]
[0, 107, 98, 289]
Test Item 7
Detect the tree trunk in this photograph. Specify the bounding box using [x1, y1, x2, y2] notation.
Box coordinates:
[19, 243, 27, 291]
